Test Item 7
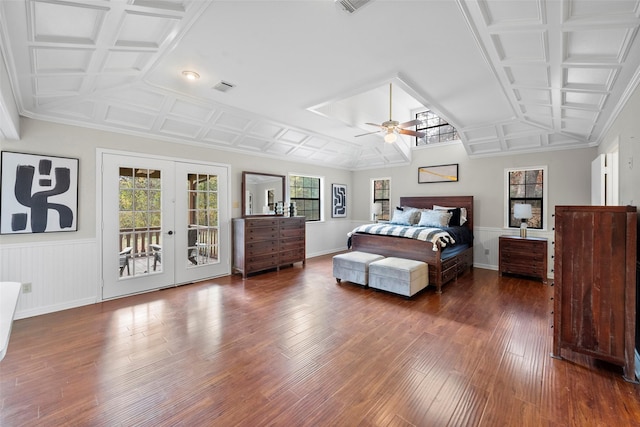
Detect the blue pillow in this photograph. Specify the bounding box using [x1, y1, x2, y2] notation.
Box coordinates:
[390, 207, 420, 225]
[418, 209, 452, 228]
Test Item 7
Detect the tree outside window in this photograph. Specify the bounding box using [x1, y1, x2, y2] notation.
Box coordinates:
[415, 110, 459, 146]
[507, 168, 544, 229]
[372, 178, 390, 221]
[289, 175, 321, 221]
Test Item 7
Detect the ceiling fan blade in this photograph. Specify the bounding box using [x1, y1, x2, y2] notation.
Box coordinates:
[355, 130, 382, 137]
[365, 122, 385, 128]
[398, 119, 421, 128]
[399, 129, 425, 137]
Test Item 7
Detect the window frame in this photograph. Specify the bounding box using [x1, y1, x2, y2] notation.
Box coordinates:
[414, 110, 459, 146]
[288, 173, 323, 222]
[504, 166, 548, 231]
[371, 177, 391, 221]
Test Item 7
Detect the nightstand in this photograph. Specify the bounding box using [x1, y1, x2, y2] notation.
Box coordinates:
[499, 235, 548, 283]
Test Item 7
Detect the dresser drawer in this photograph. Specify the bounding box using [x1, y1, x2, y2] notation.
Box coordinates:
[246, 240, 278, 256]
[280, 238, 303, 251]
[248, 218, 279, 227]
[246, 252, 278, 269]
[281, 228, 304, 239]
[280, 250, 304, 264]
[247, 226, 278, 241]
[280, 218, 305, 229]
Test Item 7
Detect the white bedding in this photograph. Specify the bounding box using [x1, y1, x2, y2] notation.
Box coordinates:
[348, 223, 455, 251]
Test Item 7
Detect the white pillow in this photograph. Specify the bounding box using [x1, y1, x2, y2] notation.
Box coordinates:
[433, 205, 467, 226]
[418, 209, 452, 228]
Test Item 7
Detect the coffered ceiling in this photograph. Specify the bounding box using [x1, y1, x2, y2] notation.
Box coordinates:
[1, 0, 639, 170]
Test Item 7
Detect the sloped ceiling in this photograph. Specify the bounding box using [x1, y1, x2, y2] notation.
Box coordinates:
[0, 0, 639, 170]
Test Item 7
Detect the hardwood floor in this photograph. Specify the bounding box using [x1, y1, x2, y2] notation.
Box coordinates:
[1, 254, 639, 426]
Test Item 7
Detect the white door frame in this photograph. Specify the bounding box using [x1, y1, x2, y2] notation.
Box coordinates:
[173, 160, 230, 285]
[96, 149, 232, 301]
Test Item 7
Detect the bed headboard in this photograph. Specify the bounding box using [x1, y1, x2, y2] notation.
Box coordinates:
[399, 196, 474, 230]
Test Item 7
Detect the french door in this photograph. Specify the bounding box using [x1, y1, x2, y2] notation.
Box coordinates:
[101, 153, 229, 299]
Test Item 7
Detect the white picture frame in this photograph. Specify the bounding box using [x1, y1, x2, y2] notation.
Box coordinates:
[332, 183, 347, 218]
[1, 151, 78, 234]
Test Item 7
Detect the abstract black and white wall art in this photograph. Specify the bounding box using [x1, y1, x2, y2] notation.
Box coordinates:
[1, 152, 78, 234]
[331, 183, 347, 218]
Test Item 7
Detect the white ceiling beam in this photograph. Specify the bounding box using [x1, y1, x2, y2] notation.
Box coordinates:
[0, 47, 20, 140]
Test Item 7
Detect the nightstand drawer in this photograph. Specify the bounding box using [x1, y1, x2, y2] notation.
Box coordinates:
[499, 235, 548, 282]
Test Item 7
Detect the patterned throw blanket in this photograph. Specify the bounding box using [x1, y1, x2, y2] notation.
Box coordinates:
[348, 224, 455, 251]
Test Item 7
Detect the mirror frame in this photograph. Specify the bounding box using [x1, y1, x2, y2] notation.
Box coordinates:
[241, 171, 286, 217]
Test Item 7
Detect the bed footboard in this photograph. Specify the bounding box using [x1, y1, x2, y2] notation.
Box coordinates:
[350, 233, 472, 292]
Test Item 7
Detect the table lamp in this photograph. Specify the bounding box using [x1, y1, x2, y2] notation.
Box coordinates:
[514, 203, 533, 238]
[372, 202, 382, 222]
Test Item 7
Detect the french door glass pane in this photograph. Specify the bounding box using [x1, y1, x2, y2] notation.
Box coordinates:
[118, 167, 162, 278]
[186, 173, 219, 267]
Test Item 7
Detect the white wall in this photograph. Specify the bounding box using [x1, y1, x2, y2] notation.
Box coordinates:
[598, 82, 640, 207]
[0, 118, 353, 318]
[1, 107, 625, 318]
[352, 141, 597, 273]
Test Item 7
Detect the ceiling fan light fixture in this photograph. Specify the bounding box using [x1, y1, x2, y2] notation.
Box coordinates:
[384, 132, 397, 143]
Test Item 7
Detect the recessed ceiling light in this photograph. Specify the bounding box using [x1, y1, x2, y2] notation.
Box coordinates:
[182, 70, 200, 81]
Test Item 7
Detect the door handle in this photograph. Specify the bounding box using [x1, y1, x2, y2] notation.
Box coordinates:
[167, 230, 174, 235]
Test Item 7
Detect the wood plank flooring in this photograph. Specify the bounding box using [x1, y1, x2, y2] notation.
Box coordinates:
[1, 254, 639, 426]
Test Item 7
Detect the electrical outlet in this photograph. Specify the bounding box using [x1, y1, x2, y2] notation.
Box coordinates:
[485, 249, 490, 255]
[22, 282, 32, 293]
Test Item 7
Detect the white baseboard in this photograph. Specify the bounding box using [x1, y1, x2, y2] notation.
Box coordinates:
[15, 296, 97, 320]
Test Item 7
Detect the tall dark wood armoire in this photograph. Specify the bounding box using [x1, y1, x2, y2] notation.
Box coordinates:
[552, 205, 638, 383]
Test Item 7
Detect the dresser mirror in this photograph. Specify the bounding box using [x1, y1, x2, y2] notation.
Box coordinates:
[242, 171, 286, 216]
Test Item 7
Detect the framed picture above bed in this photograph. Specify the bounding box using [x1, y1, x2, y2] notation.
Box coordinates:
[331, 183, 347, 218]
[418, 164, 459, 183]
[1, 151, 78, 234]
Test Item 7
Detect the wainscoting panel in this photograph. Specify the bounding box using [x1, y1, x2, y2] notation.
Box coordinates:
[0, 227, 556, 320]
[0, 239, 99, 319]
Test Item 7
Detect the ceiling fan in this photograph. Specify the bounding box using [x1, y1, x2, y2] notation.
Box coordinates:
[355, 83, 426, 143]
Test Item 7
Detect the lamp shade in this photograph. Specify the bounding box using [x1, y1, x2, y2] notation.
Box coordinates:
[372, 202, 382, 215]
[383, 132, 397, 143]
[514, 203, 533, 219]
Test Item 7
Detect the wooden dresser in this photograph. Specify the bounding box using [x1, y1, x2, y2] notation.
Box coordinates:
[232, 216, 306, 278]
[552, 205, 638, 382]
[499, 235, 548, 283]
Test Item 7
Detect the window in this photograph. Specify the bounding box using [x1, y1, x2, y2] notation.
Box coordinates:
[415, 110, 459, 146]
[289, 174, 321, 221]
[506, 167, 546, 230]
[372, 178, 390, 221]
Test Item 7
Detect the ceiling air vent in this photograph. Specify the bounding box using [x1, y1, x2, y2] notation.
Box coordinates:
[335, 0, 371, 14]
[213, 81, 235, 92]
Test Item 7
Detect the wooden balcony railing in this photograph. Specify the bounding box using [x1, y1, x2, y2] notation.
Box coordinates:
[119, 226, 218, 259]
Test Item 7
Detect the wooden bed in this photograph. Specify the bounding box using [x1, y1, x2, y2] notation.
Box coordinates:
[350, 196, 474, 293]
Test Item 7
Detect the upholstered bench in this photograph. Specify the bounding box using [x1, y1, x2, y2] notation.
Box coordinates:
[368, 257, 428, 297]
[333, 251, 385, 286]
